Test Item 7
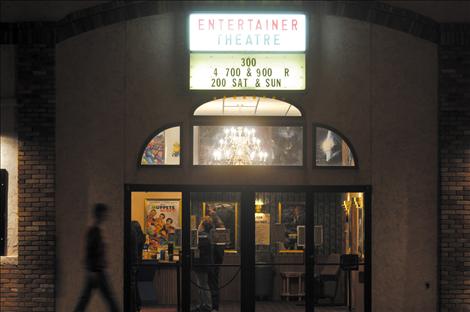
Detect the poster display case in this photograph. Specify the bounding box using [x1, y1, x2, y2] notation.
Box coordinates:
[144, 199, 181, 254]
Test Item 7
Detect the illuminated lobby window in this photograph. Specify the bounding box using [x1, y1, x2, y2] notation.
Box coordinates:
[193, 97, 303, 166]
[193, 126, 303, 166]
[141, 126, 181, 166]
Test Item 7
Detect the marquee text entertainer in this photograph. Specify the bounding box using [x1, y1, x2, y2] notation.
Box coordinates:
[189, 14, 306, 52]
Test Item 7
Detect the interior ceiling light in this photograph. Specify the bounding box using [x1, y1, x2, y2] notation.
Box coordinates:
[212, 127, 268, 165]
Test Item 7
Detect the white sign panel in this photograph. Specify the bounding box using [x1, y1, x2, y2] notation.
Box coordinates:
[189, 13, 306, 52]
[190, 53, 305, 90]
[255, 213, 270, 245]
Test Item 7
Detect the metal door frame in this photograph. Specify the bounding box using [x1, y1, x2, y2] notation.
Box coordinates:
[124, 184, 371, 312]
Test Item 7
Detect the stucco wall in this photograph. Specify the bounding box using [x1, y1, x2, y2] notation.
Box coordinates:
[370, 23, 437, 311]
[56, 12, 437, 311]
[56, 23, 126, 311]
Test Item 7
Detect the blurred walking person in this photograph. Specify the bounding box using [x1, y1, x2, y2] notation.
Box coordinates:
[73, 203, 119, 312]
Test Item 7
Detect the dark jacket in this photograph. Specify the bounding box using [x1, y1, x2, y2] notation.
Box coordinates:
[85, 225, 106, 272]
[213, 244, 225, 265]
[195, 232, 212, 267]
[194, 222, 214, 270]
[130, 221, 146, 264]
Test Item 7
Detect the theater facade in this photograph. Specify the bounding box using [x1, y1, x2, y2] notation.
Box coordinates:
[6, 1, 469, 312]
[56, 2, 437, 311]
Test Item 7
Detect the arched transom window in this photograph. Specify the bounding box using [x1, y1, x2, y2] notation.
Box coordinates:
[193, 96, 302, 117]
[314, 125, 357, 167]
[141, 126, 181, 166]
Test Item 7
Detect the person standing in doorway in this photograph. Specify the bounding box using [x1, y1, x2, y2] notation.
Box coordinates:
[193, 216, 213, 312]
[207, 208, 225, 312]
[130, 221, 146, 312]
[73, 203, 119, 312]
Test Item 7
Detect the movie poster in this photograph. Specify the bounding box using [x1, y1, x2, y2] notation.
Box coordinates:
[145, 199, 181, 251]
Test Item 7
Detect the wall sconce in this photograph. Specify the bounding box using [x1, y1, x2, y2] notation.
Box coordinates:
[343, 200, 352, 216]
[255, 199, 264, 213]
[353, 196, 363, 208]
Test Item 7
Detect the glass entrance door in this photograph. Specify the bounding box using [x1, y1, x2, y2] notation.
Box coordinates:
[254, 191, 307, 312]
[125, 186, 370, 312]
[189, 192, 242, 312]
[127, 191, 183, 312]
[313, 191, 368, 312]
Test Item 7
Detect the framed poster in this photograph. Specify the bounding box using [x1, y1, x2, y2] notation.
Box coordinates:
[145, 199, 181, 251]
[281, 202, 305, 250]
[281, 202, 305, 231]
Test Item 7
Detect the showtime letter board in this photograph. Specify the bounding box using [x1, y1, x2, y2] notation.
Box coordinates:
[190, 53, 305, 90]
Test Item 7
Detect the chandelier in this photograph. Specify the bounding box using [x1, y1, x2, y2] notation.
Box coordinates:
[212, 127, 268, 165]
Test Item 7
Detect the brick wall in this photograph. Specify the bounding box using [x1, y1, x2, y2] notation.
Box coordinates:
[0, 44, 55, 311]
[439, 24, 470, 312]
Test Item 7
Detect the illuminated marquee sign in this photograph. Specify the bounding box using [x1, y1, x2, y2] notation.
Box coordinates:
[189, 13, 306, 52]
[190, 53, 305, 90]
[189, 13, 306, 90]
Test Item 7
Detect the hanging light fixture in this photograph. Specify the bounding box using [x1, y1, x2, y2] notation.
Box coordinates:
[212, 126, 268, 165]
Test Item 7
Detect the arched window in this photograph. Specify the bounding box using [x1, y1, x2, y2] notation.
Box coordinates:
[193, 96, 302, 116]
[140, 126, 181, 166]
[193, 97, 304, 166]
[314, 125, 357, 167]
